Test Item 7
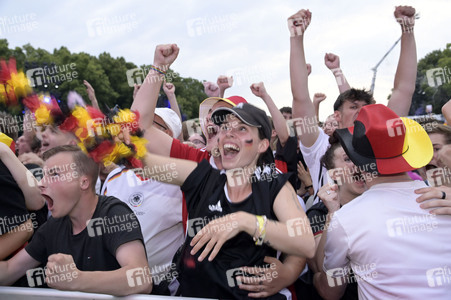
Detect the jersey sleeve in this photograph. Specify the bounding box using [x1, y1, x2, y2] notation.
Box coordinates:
[170, 138, 210, 163]
[100, 200, 145, 256]
[25, 221, 50, 264]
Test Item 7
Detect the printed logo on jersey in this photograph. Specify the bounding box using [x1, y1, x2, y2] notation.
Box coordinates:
[128, 192, 144, 207]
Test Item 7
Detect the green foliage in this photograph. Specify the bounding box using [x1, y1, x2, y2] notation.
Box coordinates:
[411, 43, 451, 115]
[0, 39, 206, 119]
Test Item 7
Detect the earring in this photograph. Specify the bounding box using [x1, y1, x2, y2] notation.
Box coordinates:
[211, 147, 221, 157]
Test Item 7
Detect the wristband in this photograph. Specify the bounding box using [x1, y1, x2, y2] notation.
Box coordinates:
[253, 215, 267, 246]
[149, 65, 167, 76]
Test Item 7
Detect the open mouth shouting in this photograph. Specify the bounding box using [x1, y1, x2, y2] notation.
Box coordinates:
[42, 194, 55, 211]
[223, 143, 241, 159]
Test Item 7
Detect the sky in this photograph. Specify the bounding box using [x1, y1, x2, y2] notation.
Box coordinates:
[0, 0, 449, 121]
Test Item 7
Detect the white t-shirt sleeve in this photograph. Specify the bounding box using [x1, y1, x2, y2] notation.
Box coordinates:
[323, 213, 350, 277]
[299, 128, 330, 194]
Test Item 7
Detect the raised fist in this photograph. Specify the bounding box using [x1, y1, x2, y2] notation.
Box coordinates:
[324, 53, 340, 70]
[287, 9, 311, 37]
[394, 6, 416, 32]
[163, 82, 175, 96]
[250, 82, 267, 98]
[203, 81, 220, 97]
[217, 75, 233, 90]
[313, 93, 327, 104]
[153, 44, 179, 68]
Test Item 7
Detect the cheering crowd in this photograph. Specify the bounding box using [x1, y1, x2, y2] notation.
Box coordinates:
[0, 5, 451, 300]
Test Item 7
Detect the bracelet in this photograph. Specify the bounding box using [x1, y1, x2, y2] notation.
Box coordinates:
[253, 215, 267, 246]
[149, 65, 167, 76]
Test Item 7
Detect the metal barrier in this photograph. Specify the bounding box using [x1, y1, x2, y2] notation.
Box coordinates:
[0, 286, 208, 300]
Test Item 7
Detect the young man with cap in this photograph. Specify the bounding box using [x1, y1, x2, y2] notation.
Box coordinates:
[135, 102, 315, 299]
[289, 6, 418, 203]
[313, 104, 451, 299]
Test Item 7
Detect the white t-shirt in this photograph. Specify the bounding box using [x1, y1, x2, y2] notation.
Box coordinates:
[324, 180, 451, 299]
[101, 166, 184, 277]
[299, 128, 331, 205]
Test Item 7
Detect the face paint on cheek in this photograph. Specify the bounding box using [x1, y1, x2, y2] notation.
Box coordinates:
[244, 139, 253, 146]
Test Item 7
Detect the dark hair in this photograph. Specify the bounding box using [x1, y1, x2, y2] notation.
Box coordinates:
[42, 145, 99, 192]
[426, 124, 451, 145]
[279, 107, 292, 114]
[333, 88, 375, 111]
[320, 134, 342, 170]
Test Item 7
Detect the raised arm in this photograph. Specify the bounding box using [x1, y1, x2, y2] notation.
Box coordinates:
[217, 75, 233, 98]
[130, 44, 179, 156]
[130, 44, 179, 130]
[313, 93, 327, 121]
[289, 9, 319, 147]
[163, 82, 182, 121]
[387, 6, 417, 117]
[251, 82, 289, 146]
[140, 151, 197, 186]
[324, 53, 351, 94]
[0, 143, 45, 211]
[83, 80, 100, 111]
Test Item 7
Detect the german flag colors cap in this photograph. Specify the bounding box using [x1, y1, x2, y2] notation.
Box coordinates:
[334, 104, 433, 175]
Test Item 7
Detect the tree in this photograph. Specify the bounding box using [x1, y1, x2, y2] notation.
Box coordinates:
[0, 39, 206, 119]
[411, 43, 451, 115]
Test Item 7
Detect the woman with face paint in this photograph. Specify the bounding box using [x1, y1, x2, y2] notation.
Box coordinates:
[138, 103, 315, 299]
